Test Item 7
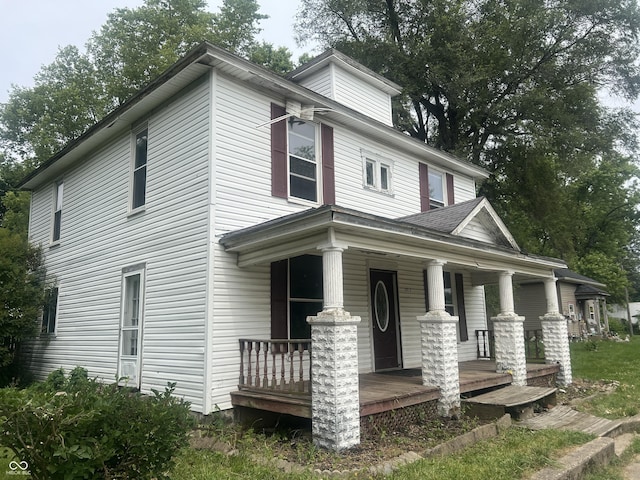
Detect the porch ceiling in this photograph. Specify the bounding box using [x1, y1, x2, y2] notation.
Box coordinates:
[219, 205, 566, 281]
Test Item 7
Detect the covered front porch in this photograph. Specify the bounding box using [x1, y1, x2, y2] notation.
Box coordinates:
[230, 345, 560, 420]
[220, 202, 572, 450]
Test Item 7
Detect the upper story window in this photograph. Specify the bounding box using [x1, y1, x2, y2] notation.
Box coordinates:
[428, 170, 445, 209]
[420, 163, 454, 212]
[362, 151, 393, 194]
[131, 126, 148, 210]
[271, 103, 335, 204]
[52, 180, 63, 242]
[42, 286, 59, 334]
[288, 118, 318, 202]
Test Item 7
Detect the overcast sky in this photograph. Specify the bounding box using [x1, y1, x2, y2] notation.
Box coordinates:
[0, 0, 313, 103]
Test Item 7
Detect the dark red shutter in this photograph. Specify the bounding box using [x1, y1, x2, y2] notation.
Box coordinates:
[271, 260, 288, 339]
[271, 103, 287, 198]
[446, 173, 455, 205]
[321, 124, 335, 205]
[419, 163, 430, 212]
[455, 273, 468, 341]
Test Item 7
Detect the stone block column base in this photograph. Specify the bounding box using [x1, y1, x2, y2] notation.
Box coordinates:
[307, 309, 361, 451]
[492, 314, 527, 386]
[417, 310, 460, 416]
[540, 313, 573, 386]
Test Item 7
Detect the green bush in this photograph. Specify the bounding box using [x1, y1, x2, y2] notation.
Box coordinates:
[0, 367, 195, 479]
[608, 317, 628, 336]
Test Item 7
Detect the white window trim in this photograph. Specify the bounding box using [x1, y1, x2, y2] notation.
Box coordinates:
[361, 150, 394, 195]
[129, 123, 148, 215]
[118, 265, 145, 388]
[287, 117, 321, 205]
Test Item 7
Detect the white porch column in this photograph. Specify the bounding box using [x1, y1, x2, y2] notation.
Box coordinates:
[491, 271, 527, 385]
[540, 277, 573, 386]
[307, 230, 361, 451]
[417, 259, 460, 416]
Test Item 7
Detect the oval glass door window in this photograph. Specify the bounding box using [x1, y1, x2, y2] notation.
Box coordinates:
[374, 280, 390, 332]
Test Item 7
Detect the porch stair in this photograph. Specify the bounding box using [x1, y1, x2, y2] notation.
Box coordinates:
[462, 385, 557, 420]
[519, 405, 623, 437]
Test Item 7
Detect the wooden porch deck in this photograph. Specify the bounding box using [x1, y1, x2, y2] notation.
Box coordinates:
[230, 361, 560, 419]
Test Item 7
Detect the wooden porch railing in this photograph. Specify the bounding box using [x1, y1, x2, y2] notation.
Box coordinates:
[475, 329, 545, 361]
[238, 339, 311, 396]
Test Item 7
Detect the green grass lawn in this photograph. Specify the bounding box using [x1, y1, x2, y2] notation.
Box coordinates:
[169, 337, 640, 479]
[169, 429, 592, 479]
[570, 336, 640, 418]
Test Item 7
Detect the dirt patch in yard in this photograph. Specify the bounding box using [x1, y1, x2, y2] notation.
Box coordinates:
[557, 378, 620, 406]
[192, 415, 490, 473]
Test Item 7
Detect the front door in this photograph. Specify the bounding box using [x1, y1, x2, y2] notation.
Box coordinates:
[370, 270, 401, 371]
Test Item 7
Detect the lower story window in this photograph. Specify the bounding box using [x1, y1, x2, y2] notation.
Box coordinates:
[118, 267, 145, 387]
[271, 255, 323, 339]
[42, 287, 59, 334]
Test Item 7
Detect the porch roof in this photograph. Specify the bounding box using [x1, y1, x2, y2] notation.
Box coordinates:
[219, 204, 566, 281]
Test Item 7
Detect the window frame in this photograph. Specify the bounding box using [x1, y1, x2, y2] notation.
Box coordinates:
[41, 286, 59, 335]
[428, 169, 446, 209]
[287, 117, 320, 204]
[118, 266, 145, 387]
[361, 150, 394, 195]
[51, 180, 63, 244]
[130, 124, 148, 213]
[287, 255, 323, 340]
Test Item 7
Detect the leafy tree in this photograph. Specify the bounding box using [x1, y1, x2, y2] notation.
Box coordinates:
[0, 0, 282, 168]
[0, 227, 46, 371]
[87, 0, 218, 106]
[295, 0, 640, 296]
[249, 42, 295, 75]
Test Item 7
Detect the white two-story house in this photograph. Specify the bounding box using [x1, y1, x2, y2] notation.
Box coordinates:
[20, 43, 572, 450]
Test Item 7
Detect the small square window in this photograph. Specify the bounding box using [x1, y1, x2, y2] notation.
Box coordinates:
[380, 165, 390, 191]
[366, 160, 375, 187]
[362, 152, 393, 194]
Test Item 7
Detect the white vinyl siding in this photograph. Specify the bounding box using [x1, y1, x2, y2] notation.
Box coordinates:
[24, 76, 211, 412]
[296, 63, 393, 126]
[332, 65, 393, 126]
[459, 217, 497, 243]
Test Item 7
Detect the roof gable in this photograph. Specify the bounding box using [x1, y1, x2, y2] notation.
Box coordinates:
[398, 197, 519, 250]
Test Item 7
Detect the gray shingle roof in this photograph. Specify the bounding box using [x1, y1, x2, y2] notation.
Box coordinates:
[397, 197, 485, 233]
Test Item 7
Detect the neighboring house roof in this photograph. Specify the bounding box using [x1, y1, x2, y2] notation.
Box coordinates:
[19, 42, 488, 190]
[220, 204, 565, 277]
[554, 268, 607, 288]
[574, 284, 610, 298]
[398, 197, 519, 250]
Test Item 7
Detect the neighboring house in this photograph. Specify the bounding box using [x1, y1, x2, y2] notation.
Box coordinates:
[19, 43, 573, 451]
[607, 302, 639, 325]
[516, 269, 610, 338]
